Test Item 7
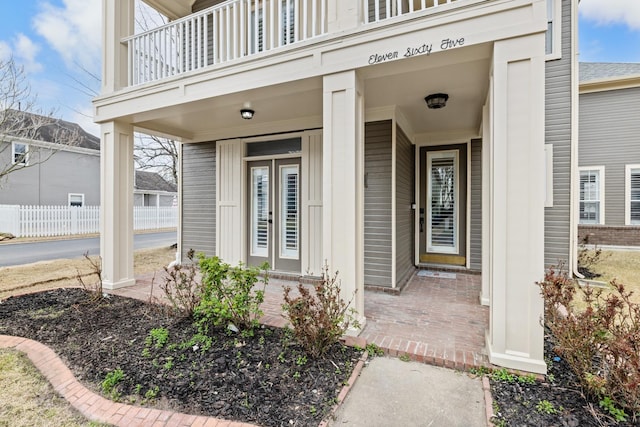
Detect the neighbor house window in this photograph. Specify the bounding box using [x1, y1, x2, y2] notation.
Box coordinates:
[546, 0, 562, 59]
[68, 193, 85, 207]
[12, 142, 29, 165]
[626, 165, 640, 225]
[579, 167, 604, 224]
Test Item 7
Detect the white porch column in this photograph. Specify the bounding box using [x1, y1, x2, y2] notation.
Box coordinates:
[322, 70, 365, 329]
[102, 0, 134, 93]
[101, 121, 135, 290]
[486, 33, 547, 374]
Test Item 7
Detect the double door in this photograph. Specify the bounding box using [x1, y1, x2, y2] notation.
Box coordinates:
[247, 158, 301, 273]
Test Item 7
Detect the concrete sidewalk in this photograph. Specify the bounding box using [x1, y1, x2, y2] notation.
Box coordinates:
[329, 357, 488, 427]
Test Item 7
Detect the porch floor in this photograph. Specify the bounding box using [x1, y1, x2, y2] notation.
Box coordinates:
[115, 269, 489, 370]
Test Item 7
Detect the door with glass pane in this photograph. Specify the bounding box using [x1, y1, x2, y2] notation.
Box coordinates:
[247, 158, 301, 272]
[418, 146, 467, 266]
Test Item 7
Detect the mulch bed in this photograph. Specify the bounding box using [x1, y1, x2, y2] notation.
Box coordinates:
[490, 334, 639, 427]
[0, 288, 361, 427]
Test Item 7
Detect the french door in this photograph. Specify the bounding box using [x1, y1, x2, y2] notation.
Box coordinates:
[418, 145, 467, 266]
[247, 158, 301, 272]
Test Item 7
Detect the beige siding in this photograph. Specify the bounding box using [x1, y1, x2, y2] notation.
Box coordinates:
[470, 139, 482, 270]
[544, 0, 572, 266]
[579, 87, 640, 226]
[365, 120, 393, 286]
[181, 142, 216, 260]
[395, 125, 415, 286]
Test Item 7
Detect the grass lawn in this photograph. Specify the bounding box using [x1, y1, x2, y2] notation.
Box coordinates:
[0, 246, 175, 300]
[581, 249, 640, 303]
[0, 349, 109, 427]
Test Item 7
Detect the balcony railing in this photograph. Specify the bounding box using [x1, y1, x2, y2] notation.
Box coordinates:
[365, 0, 458, 24]
[125, 0, 459, 86]
[126, 0, 327, 86]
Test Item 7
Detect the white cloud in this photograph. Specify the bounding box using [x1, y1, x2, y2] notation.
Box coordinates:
[0, 34, 43, 74]
[580, 0, 640, 30]
[14, 34, 43, 73]
[33, 0, 101, 74]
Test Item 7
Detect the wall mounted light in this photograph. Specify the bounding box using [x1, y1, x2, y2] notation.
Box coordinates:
[240, 108, 255, 119]
[424, 93, 449, 109]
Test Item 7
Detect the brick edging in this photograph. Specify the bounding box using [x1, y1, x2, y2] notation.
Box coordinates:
[482, 376, 495, 426]
[0, 335, 256, 427]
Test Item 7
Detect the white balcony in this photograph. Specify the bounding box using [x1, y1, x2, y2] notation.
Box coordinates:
[126, 0, 459, 86]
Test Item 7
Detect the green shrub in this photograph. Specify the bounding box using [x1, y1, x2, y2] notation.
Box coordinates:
[538, 266, 640, 418]
[282, 264, 359, 358]
[194, 255, 268, 332]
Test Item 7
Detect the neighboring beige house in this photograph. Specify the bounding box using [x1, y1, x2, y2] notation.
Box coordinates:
[578, 62, 640, 247]
[94, 0, 580, 373]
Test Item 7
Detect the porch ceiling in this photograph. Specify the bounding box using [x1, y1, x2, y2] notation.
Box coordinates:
[132, 43, 491, 142]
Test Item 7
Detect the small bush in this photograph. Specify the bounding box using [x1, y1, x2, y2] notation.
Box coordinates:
[282, 264, 359, 358]
[538, 266, 640, 419]
[101, 368, 125, 399]
[194, 255, 268, 332]
[160, 249, 201, 316]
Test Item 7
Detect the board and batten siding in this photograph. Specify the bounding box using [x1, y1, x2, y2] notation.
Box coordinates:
[365, 120, 393, 287]
[181, 142, 216, 261]
[543, 0, 573, 266]
[579, 86, 640, 226]
[395, 125, 415, 287]
[470, 139, 482, 271]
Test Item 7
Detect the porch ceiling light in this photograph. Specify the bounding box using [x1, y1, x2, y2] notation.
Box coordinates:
[424, 93, 449, 109]
[240, 108, 255, 120]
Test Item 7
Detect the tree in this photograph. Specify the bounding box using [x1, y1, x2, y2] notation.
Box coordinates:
[134, 133, 179, 184]
[0, 58, 80, 185]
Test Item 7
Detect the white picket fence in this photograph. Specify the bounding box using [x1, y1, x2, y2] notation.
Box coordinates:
[0, 205, 178, 238]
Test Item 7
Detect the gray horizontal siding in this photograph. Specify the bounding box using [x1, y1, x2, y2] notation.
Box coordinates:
[544, 0, 572, 267]
[579, 86, 640, 226]
[396, 125, 415, 286]
[365, 120, 393, 286]
[181, 141, 216, 261]
[470, 139, 482, 271]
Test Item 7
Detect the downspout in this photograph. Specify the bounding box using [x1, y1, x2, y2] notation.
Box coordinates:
[570, 0, 584, 279]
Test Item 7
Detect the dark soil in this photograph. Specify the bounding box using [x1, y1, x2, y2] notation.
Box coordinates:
[0, 288, 361, 427]
[490, 333, 639, 426]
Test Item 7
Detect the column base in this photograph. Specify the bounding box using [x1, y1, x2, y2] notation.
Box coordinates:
[102, 278, 136, 290]
[486, 330, 547, 374]
[345, 315, 367, 337]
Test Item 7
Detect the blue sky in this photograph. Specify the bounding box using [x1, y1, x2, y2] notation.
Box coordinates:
[0, 0, 639, 137]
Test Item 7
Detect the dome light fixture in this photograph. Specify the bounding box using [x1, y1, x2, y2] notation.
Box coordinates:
[424, 93, 449, 109]
[240, 108, 255, 119]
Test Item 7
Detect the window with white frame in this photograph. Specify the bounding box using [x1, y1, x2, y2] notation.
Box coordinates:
[626, 165, 640, 225]
[546, 0, 562, 59]
[579, 167, 604, 224]
[68, 193, 85, 207]
[12, 142, 29, 165]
